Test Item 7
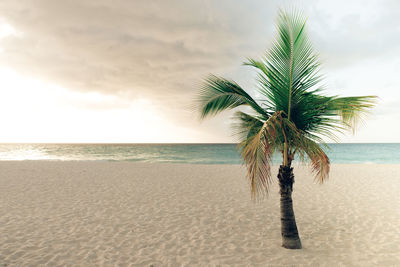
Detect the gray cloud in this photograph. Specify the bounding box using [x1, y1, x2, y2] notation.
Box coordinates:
[306, 0, 400, 68]
[0, 0, 399, 142]
[0, 0, 275, 99]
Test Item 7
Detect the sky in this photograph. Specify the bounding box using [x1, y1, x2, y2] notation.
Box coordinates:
[0, 0, 399, 143]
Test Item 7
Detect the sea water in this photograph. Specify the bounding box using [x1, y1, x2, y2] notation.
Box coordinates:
[0, 143, 399, 164]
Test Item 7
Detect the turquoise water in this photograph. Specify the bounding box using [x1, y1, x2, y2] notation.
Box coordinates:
[0, 143, 399, 164]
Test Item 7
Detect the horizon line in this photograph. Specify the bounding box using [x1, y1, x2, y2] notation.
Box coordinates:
[0, 142, 399, 145]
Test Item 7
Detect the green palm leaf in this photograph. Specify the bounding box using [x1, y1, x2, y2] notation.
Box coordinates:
[197, 75, 268, 119]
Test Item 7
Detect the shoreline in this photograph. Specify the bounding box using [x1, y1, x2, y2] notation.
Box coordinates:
[1, 143, 400, 164]
[0, 160, 398, 165]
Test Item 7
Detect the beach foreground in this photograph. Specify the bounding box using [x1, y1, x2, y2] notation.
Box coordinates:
[0, 162, 399, 266]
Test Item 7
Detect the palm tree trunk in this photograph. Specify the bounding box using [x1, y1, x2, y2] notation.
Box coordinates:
[278, 165, 302, 249]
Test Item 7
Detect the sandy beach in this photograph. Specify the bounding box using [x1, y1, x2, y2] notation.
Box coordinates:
[0, 161, 399, 266]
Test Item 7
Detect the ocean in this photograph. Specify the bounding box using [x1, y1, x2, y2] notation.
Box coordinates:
[0, 143, 399, 164]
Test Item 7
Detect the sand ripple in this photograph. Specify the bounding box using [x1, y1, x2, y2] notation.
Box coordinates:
[0, 162, 399, 266]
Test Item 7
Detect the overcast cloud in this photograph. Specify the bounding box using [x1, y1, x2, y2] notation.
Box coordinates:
[0, 0, 399, 142]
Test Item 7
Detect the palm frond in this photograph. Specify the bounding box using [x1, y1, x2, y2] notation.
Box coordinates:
[238, 112, 284, 200]
[328, 96, 378, 131]
[197, 75, 268, 119]
[280, 117, 330, 182]
[245, 10, 322, 122]
[293, 134, 330, 183]
[232, 111, 264, 142]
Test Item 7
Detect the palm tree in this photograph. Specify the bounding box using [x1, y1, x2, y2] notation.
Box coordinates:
[197, 10, 377, 249]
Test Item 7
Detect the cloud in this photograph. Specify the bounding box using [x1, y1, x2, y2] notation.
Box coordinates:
[0, 1, 275, 98]
[305, 0, 400, 68]
[0, 0, 399, 142]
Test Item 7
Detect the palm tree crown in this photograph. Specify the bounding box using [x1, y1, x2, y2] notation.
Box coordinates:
[198, 10, 377, 200]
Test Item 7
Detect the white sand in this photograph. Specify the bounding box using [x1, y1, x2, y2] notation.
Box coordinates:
[0, 161, 399, 266]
